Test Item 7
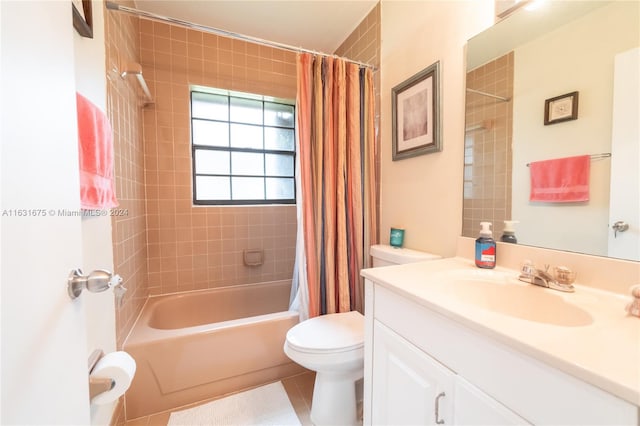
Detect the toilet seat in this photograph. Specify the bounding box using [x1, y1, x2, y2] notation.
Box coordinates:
[285, 311, 364, 354]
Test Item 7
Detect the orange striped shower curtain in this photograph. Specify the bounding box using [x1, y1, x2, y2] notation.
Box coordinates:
[296, 53, 378, 318]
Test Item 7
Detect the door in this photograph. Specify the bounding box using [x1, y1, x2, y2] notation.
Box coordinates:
[371, 321, 455, 425]
[1, 1, 90, 423]
[608, 47, 640, 261]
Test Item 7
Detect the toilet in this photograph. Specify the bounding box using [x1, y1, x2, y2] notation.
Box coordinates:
[284, 244, 440, 425]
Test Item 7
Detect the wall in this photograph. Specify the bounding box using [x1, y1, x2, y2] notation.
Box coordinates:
[380, 0, 494, 257]
[511, 2, 639, 256]
[73, 1, 118, 424]
[335, 3, 381, 235]
[104, 0, 149, 352]
[463, 52, 514, 239]
[139, 20, 297, 296]
[1, 1, 90, 423]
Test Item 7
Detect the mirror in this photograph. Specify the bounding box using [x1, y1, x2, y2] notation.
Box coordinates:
[462, 1, 639, 261]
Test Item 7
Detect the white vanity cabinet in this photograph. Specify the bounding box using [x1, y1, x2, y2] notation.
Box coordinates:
[371, 320, 528, 425]
[363, 278, 639, 425]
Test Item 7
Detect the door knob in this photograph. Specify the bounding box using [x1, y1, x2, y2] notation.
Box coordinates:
[68, 269, 123, 299]
[612, 221, 629, 238]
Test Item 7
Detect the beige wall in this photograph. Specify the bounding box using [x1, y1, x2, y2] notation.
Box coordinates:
[380, 0, 494, 257]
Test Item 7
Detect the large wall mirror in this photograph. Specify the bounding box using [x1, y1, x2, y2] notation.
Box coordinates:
[462, 1, 639, 261]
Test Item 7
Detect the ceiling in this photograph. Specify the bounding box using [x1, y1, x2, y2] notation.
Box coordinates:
[134, 0, 378, 54]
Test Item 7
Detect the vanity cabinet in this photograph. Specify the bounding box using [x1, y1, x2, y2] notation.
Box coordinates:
[371, 320, 528, 425]
[363, 279, 638, 425]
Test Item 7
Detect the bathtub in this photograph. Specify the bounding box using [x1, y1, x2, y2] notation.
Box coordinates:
[124, 280, 304, 419]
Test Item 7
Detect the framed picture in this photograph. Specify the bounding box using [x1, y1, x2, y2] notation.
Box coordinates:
[392, 61, 441, 161]
[72, 0, 93, 39]
[544, 91, 578, 125]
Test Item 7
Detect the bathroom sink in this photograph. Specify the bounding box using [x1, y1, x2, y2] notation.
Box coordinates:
[433, 269, 593, 327]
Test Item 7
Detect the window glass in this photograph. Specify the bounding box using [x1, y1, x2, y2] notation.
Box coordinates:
[266, 177, 295, 200]
[191, 90, 295, 205]
[265, 153, 294, 176]
[192, 120, 229, 147]
[232, 177, 265, 200]
[195, 176, 230, 200]
[230, 97, 263, 125]
[231, 152, 264, 176]
[195, 150, 230, 175]
[192, 92, 228, 120]
[230, 123, 263, 149]
[265, 127, 295, 151]
[264, 102, 294, 127]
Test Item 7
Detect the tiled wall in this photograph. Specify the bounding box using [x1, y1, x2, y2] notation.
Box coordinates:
[334, 3, 380, 124]
[462, 52, 514, 238]
[334, 3, 381, 239]
[139, 20, 298, 296]
[104, 1, 149, 349]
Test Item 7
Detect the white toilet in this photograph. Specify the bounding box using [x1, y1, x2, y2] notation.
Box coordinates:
[284, 244, 440, 425]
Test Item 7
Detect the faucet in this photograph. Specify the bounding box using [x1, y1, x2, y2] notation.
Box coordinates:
[518, 261, 575, 292]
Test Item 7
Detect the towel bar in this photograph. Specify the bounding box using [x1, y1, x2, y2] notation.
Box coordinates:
[526, 153, 611, 167]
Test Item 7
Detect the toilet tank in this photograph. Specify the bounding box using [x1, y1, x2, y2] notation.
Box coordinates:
[370, 244, 441, 267]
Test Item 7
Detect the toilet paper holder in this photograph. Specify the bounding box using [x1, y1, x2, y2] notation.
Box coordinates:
[88, 349, 115, 401]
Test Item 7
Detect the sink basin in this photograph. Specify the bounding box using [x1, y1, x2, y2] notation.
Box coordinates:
[433, 269, 593, 327]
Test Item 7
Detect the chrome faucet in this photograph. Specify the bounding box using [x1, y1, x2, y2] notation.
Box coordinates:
[518, 261, 575, 292]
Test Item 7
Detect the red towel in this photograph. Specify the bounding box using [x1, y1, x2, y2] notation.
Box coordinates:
[76, 93, 118, 209]
[529, 155, 590, 202]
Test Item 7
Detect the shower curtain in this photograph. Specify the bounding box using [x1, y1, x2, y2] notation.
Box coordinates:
[290, 53, 378, 320]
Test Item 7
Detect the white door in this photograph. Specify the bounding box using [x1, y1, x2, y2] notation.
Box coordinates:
[608, 47, 640, 261]
[454, 376, 531, 425]
[1, 1, 90, 423]
[371, 321, 455, 425]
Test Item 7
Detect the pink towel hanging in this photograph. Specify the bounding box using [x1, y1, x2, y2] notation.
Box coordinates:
[76, 92, 118, 209]
[529, 155, 590, 202]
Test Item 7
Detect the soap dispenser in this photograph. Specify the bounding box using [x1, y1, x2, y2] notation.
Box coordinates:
[500, 220, 519, 244]
[475, 222, 496, 269]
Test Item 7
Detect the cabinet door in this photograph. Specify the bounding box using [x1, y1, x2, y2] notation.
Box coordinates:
[454, 376, 531, 425]
[371, 321, 454, 425]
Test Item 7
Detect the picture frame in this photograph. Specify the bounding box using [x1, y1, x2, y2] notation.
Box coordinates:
[544, 91, 578, 125]
[72, 0, 93, 39]
[392, 61, 441, 161]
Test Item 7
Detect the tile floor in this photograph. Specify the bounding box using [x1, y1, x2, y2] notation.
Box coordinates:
[123, 371, 316, 426]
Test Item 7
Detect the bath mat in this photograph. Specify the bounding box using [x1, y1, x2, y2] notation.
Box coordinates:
[167, 381, 301, 426]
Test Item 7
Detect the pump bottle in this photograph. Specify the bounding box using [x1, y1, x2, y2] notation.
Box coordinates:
[500, 220, 519, 244]
[475, 222, 496, 269]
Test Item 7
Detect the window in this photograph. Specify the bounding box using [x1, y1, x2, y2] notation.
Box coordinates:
[191, 89, 296, 205]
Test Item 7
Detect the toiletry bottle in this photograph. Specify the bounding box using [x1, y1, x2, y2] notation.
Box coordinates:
[500, 220, 519, 244]
[475, 222, 496, 269]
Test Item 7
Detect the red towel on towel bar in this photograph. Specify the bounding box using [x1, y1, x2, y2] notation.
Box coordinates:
[76, 92, 118, 209]
[529, 155, 590, 202]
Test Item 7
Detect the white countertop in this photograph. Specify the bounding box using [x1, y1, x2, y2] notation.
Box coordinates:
[361, 257, 640, 406]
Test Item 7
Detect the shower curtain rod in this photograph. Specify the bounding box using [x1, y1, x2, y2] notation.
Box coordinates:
[105, 1, 376, 70]
[466, 88, 510, 102]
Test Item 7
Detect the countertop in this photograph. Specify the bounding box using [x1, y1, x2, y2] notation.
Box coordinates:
[361, 257, 640, 406]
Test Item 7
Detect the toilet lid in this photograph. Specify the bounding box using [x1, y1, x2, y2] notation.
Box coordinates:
[286, 311, 364, 354]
